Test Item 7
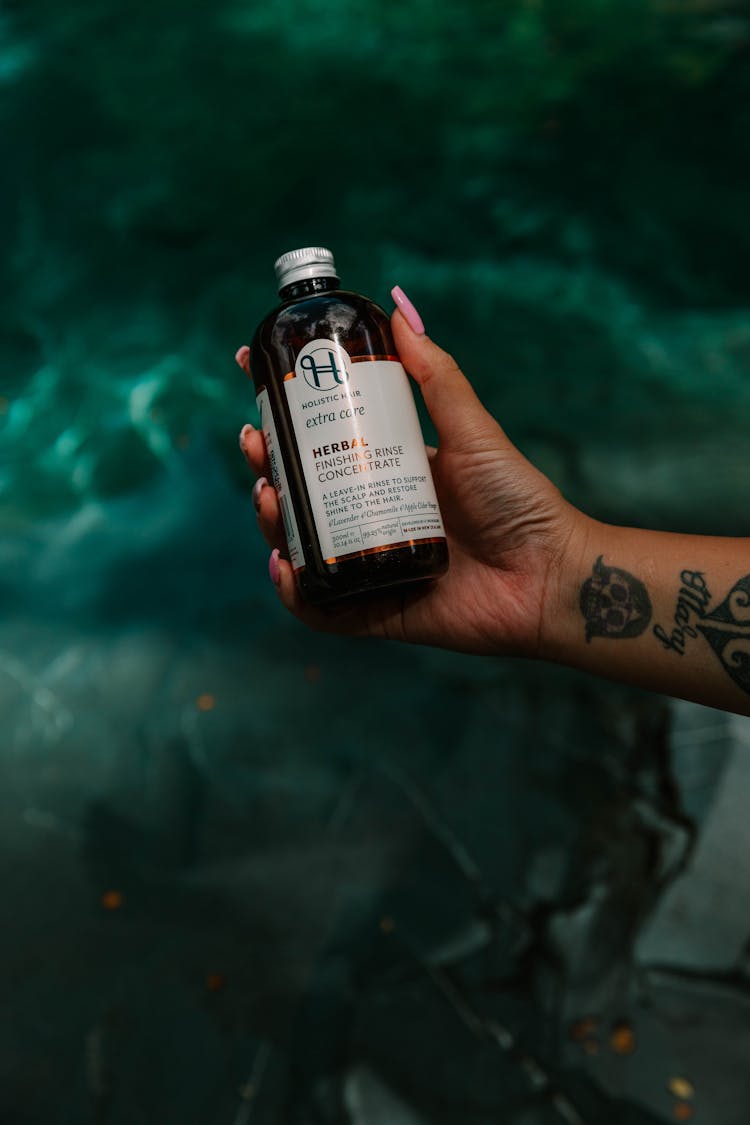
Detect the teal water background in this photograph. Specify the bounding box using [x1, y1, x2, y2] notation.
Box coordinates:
[2, 3, 750, 1122]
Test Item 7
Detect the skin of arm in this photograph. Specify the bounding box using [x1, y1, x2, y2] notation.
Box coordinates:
[237, 297, 750, 718]
[543, 516, 750, 716]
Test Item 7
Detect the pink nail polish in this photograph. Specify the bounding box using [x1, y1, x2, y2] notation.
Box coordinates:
[235, 345, 251, 374]
[268, 548, 281, 586]
[252, 476, 267, 510]
[391, 285, 425, 336]
[239, 423, 254, 452]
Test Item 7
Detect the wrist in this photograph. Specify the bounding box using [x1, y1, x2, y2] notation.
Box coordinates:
[537, 507, 601, 664]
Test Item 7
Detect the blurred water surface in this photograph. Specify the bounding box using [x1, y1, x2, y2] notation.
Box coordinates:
[2, 2, 750, 1122]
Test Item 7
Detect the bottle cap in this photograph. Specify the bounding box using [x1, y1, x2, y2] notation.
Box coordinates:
[274, 246, 339, 292]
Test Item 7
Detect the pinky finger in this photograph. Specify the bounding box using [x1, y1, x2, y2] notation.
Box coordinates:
[270, 549, 302, 611]
[266, 549, 379, 637]
[268, 549, 330, 628]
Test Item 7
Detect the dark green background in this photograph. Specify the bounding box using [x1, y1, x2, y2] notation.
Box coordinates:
[1, 2, 749, 1122]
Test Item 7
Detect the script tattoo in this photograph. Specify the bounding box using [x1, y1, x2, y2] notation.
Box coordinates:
[652, 570, 712, 655]
[579, 556, 653, 642]
[655, 572, 750, 696]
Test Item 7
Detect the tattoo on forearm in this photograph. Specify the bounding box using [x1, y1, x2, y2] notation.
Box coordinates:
[579, 556, 653, 642]
[580, 556, 750, 695]
[654, 572, 750, 696]
[652, 570, 711, 654]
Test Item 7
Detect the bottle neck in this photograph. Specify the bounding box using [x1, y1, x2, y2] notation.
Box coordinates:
[279, 274, 340, 302]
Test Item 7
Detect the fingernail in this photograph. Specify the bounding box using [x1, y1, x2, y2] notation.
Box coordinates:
[235, 345, 251, 374]
[252, 476, 267, 511]
[268, 548, 281, 586]
[239, 423, 254, 452]
[391, 285, 425, 336]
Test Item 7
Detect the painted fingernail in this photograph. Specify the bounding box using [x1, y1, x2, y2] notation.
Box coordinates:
[268, 548, 281, 586]
[235, 345, 251, 374]
[239, 423, 254, 453]
[391, 285, 425, 336]
[252, 476, 267, 511]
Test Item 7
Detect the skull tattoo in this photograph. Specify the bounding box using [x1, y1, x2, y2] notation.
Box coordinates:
[580, 555, 652, 642]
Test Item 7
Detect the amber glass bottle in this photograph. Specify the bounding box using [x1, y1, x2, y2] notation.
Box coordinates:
[249, 247, 449, 606]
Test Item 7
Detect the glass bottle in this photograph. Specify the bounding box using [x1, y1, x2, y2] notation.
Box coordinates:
[248, 246, 449, 605]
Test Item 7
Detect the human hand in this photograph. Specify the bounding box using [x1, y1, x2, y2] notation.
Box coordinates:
[237, 294, 584, 658]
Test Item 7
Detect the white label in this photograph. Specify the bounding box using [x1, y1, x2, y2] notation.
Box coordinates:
[256, 387, 306, 571]
[285, 339, 445, 561]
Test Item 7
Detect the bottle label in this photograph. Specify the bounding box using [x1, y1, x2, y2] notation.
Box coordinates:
[256, 386, 306, 571]
[284, 338, 445, 562]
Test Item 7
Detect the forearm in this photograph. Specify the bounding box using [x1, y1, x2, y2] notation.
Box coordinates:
[543, 514, 750, 716]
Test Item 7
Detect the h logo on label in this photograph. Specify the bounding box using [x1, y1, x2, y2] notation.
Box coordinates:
[296, 340, 352, 391]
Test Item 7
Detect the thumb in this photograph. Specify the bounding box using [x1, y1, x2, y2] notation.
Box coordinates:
[390, 291, 498, 451]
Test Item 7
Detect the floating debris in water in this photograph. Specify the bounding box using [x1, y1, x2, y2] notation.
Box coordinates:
[610, 1020, 636, 1055]
[196, 693, 216, 711]
[379, 916, 395, 933]
[569, 1016, 599, 1042]
[569, 1015, 603, 1055]
[668, 1077, 695, 1100]
[205, 973, 225, 992]
[100, 890, 124, 911]
[673, 1102, 694, 1121]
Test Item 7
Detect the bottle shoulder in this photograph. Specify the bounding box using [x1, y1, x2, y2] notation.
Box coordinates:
[257, 289, 387, 330]
[251, 288, 393, 370]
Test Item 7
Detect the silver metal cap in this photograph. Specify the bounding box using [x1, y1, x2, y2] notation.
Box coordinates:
[274, 246, 339, 292]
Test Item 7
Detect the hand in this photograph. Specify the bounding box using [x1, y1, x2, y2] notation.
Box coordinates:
[237, 304, 583, 658]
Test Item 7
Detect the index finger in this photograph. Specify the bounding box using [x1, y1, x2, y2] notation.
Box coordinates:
[236, 345, 272, 479]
